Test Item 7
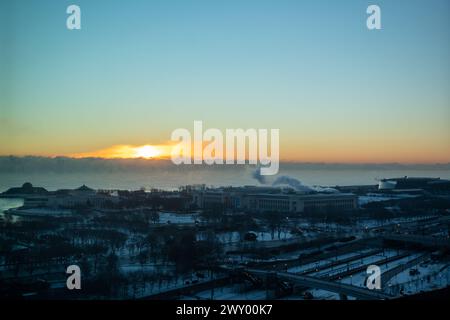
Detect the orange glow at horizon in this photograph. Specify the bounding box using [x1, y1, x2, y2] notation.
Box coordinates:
[60, 134, 450, 164]
[70, 144, 174, 159]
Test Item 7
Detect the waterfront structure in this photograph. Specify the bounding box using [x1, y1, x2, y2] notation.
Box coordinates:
[0, 182, 48, 198]
[23, 185, 119, 209]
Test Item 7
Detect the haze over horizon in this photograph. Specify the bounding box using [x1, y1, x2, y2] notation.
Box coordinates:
[1, 155, 450, 171]
[1, 155, 450, 193]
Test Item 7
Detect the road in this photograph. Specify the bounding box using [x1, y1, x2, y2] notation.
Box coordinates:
[245, 268, 393, 300]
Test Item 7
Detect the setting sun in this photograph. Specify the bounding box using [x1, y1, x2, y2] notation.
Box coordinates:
[70, 144, 174, 159]
[135, 145, 161, 158]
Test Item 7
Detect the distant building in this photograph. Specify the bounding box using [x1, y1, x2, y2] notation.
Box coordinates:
[378, 177, 450, 192]
[22, 196, 50, 208]
[193, 187, 358, 213]
[242, 193, 357, 213]
[193, 191, 233, 209]
[23, 185, 119, 209]
[1, 182, 48, 198]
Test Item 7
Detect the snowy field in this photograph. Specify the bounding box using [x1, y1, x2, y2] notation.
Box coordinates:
[386, 262, 450, 296]
[157, 212, 199, 224]
[197, 230, 296, 243]
[359, 193, 419, 205]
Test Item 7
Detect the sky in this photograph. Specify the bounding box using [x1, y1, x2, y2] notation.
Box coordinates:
[1, 0, 449, 163]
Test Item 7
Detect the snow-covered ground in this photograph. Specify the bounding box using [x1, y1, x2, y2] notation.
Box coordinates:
[359, 193, 419, 205]
[157, 212, 199, 224]
[318, 250, 408, 279]
[128, 272, 224, 299]
[338, 253, 423, 289]
[197, 230, 296, 244]
[287, 249, 377, 274]
[385, 262, 450, 296]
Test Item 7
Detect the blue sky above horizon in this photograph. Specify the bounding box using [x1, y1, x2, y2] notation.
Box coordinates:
[1, 0, 449, 163]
